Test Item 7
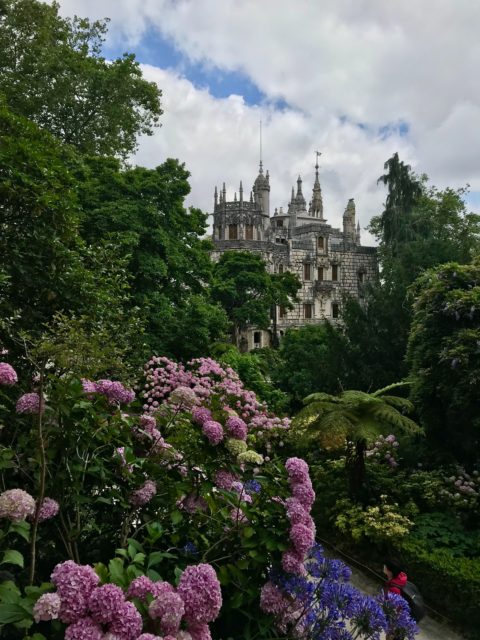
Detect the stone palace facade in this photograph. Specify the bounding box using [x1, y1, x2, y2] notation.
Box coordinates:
[211, 158, 377, 351]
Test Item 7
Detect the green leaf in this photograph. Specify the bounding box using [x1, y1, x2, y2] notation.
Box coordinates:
[1, 550, 24, 568]
[0, 603, 31, 624]
[9, 521, 30, 542]
[108, 558, 125, 586]
[133, 552, 145, 565]
[170, 509, 183, 525]
[0, 581, 21, 604]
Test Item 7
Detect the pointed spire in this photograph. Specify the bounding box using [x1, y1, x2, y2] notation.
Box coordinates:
[291, 187, 295, 203]
[356, 220, 361, 245]
[311, 151, 324, 219]
[266, 169, 270, 184]
[234, 191, 237, 202]
[250, 191, 253, 203]
[214, 185, 218, 206]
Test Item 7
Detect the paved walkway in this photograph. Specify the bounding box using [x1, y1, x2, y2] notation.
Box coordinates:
[346, 562, 465, 640]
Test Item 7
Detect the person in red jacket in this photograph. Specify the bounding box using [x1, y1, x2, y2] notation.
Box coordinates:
[383, 559, 408, 596]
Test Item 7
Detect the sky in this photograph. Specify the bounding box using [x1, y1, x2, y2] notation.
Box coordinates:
[55, 0, 480, 244]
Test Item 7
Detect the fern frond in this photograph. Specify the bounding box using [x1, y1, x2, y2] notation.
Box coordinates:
[372, 381, 412, 397]
[380, 395, 415, 413]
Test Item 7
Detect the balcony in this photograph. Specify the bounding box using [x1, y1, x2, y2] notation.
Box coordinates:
[313, 281, 335, 294]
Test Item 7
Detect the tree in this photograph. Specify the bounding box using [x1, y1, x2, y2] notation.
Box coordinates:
[0, 0, 162, 158]
[0, 103, 143, 375]
[291, 386, 421, 499]
[373, 152, 423, 250]
[269, 271, 301, 348]
[273, 323, 352, 406]
[211, 251, 300, 351]
[77, 155, 224, 356]
[407, 260, 480, 463]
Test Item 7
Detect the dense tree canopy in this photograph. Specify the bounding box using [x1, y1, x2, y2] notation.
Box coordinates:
[0, 0, 162, 158]
[407, 260, 480, 462]
[211, 251, 300, 350]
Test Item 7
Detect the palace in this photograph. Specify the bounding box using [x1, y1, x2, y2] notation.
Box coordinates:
[211, 156, 377, 350]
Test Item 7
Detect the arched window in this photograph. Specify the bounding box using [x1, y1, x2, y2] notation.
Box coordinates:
[278, 264, 284, 274]
[228, 224, 238, 240]
[245, 224, 254, 240]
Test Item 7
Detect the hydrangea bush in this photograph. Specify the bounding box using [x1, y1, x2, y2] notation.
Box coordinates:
[0, 357, 417, 639]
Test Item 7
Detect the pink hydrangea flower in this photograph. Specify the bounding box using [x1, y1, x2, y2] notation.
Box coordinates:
[0, 488, 35, 522]
[187, 623, 212, 640]
[108, 600, 142, 640]
[230, 507, 248, 524]
[214, 469, 239, 491]
[290, 523, 315, 556]
[89, 584, 125, 624]
[137, 635, 163, 640]
[259, 582, 290, 614]
[181, 493, 208, 514]
[282, 550, 306, 575]
[149, 591, 185, 635]
[225, 416, 247, 440]
[151, 581, 176, 599]
[16, 392, 43, 414]
[37, 497, 59, 522]
[51, 560, 99, 623]
[285, 458, 310, 484]
[169, 386, 197, 409]
[95, 379, 135, 405]
[292, 482, 316, 510]
[202, 420, 224, 445]
[33, 593, 61, 622]
[192, 407, 213, 426]
[130, 480, 156, 507]
[177, 564, 222, 625]
[0, 362, 17, 385]
[65, 616, 103, 640]
[127, 576, 155, 600]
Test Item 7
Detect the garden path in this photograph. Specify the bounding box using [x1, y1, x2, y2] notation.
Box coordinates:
[346, 562, 465, 640]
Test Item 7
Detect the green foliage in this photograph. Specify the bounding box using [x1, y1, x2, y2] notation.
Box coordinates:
[0, 104, 142, 374]
[334, 496, 415, 545]
[217, 346, 290, 414]
[211, 251, 300, 351]
[407, 259, 480, 461]
[273, 323, 352, 404]
[292, 388, 420, 452]
[0, 0, 162, 158]
[77, 155, 226, 357]
[398, 538, 480, 635]
[408, 512, 480, 557]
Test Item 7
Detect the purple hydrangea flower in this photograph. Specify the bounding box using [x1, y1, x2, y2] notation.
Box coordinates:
[225, 416, 248, 440]
[37, 497, 60, 522]
[130, 480, 156, 507]
[0, 488, 35, 522]
[108, 600, 142, 640]
[0, 362, 17, 385]
[16, 392, 43, 414]
[177, 564, 222, 625]
[192, 407, 212, 425]
[51, 560, 99, 623]
[202, 420, 224, 445]
[89, 583, 125, 624]
[64, 616, 103, 640]
[33, 593, 61, 622]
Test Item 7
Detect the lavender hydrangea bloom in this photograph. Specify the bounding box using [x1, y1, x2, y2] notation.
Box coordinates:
[51, 560, 99, 623]
[89, 583, 125, 624]
[16, 392, 43, 414]
[202, 420, 224, 445]
[108, 600, 142, 640]
[192, 406, 212, 425]
[126, 575, 155, 601]
[187, 623, 212, 640]
[64, 616, 103, 640]
[0, 488, 35, 522]
[285, 457, 310, 484]
[225, 416, 248, 440]
[0, 362, 17, 385]
[37, 497, 60, 522]
[177, 564, 222, 625]
[170, 385, 197, 409]
[33, 593, 61, 622]
[149, 591, 185, 634]
[130, 480, 156, 507]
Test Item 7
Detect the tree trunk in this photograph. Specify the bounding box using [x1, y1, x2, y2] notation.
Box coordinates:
[346, 438, 367, 502]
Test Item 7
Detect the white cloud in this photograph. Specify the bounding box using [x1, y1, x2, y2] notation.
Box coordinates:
[54, 0, 480, 239]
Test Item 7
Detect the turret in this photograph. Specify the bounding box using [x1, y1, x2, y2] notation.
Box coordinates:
[253, 161, 270, 216]
[343, 198, 356, 242]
